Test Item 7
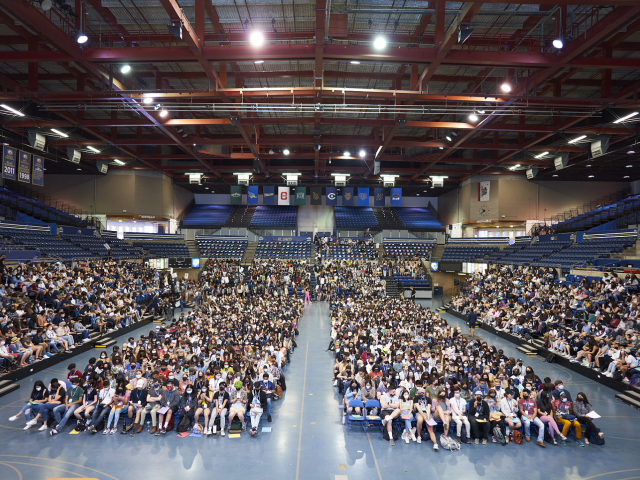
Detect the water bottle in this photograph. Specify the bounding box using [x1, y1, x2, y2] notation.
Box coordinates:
[146, 420, 151, 432]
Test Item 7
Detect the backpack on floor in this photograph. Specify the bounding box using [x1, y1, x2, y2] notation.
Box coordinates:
[589, 430, 605, 446]
[176, 415, 191, 433]
[229, 418, 243, 434]
[513, 430, 523, 444]
[629, 373, 640, 388]
[383, 428, 399, 441]
[279, 373, 287, 391]
[460, 425, 469, 444]
[493, 426, 507, 445]
[545, 353, 556, 364]
[440, 434, 460, 451]
[543, 426, 553, 444]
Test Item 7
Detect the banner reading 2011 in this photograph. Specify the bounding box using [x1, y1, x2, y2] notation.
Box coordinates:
[2, 145, 16, 180]
[18, 151, 31, 183]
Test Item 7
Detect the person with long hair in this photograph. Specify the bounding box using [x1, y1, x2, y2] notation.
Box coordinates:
[9, 380, 49, 429]
[573, 392, 604, 444]
[537, 391, 566, 446]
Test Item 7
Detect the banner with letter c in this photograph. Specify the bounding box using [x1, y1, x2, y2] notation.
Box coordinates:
[326, 186, 337, 205]
[278, 186, 290, 205]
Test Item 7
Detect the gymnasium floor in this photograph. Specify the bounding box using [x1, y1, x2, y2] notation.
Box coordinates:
[0, 301, 638, 480]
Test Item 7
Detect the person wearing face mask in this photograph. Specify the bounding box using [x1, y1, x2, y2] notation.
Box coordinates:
[248, 381, 267, 436]
[103, 384, 127, 435]
[380, 387, 401, 446]
[499, 389, 522, 441]
[518, 388, 545, 446]
[179, 383, 198, 428]
[143, 378, 163, 434]
[467, 389, 490, 444]
[448, 386, 470, 444]
[9, 380, 49, 429]
[196, 385, 213, 434]
[156, 380, 181, 435]
[573, 392, 604, 443]
[485, 389, 506, 443]
[126, 379, 148, 435]
[213, 382, 229, 436]
[344, 381, 363, 421]
[73, 380, 98, 429]
[432, 388, 452, 437]
[228, 380, 248, 433]
[398, 389, 415, 444]
[50, 377, 84, 436]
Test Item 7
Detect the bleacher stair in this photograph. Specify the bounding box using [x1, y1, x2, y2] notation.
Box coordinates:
[243, 241, 257, 264]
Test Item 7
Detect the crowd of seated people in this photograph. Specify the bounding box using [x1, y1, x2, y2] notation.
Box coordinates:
[7, 259, 302, 438]
[313, 260, 386, 301]
[0, 259, 173, 373]
[313, 235, 379, 261]
[329, 292, 605, 449]
[451, 265, 639, 383]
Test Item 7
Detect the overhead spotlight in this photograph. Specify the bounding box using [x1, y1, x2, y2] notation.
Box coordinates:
[51, 128, 68, 138]
[120, 65, 131, 74]
[588, 175, 594, 178]
[41, 0, 52, 10]
[160, 109, 168, 117]
[451, 131, 458, 137]
[250, 31, 264, 46]
[154, 104, 161, 111]
[568, 135, 587, 144]
[269, 149, 274, 155]
[534, 151, 549, 159]
[76, 32, 88, 44]
[468, 113, 478, 122]
[373, 36, 387, 49]
[359, 149, 366, 158]
[350, 60, 361, 65]
[445, 135, 452, 142]
[458, 26, 474, 44]
[0, 104, 25, 117]
[283, 148, 290, 155]
[439, 147, 444, 150]
[344, 150, 351, 157]
[477, 108, 486, 114]
[143, 96, 153, 104]
[87, 146, 100, 153]
[613, 112, 638, 124]
[552, 37, 564, 49]
[629, 150, 636, 154]
[500, 82, 512, 93]
[167, 23, 183, 41]
[254, 60, 264, 64]
[182, 132, 188, 138]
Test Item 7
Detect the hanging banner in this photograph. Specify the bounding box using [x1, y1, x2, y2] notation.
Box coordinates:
[358, 188, 370, 206]
[278, 186, 290, 205]
[326, 186, 337, 205]
[310, 187, 322, 205]
[18, 151, 31, 183]
[2, 145, 16, 181]
[247, 185, 259, 204]
[263, 185, 275, 204]
[479, 181, 490, 201]
[295, 186, 306, 205]
[374, 188, 385, 207]
[342, 187, 354, 206]
[390, 188, 402, 206]
[230, 185, 242, 204]
[32, 155, 44, 187]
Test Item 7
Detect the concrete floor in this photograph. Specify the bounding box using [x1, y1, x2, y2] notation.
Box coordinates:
[0, 301, 639, 480]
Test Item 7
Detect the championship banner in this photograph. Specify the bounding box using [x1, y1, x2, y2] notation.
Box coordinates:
[18, 151, 31, 183]
[390, 188, 402, 206]
[310, 187, 322, 205]
[326, 186, 337, 205]
[230, 185, 242, 204]
[479, 181, 490, 201]
[247, 185, 259, 204]
[342, 187, 354, 206]
[374, 187, 385, 206]
[263, 185, 275, 204]
[358, 187, 369, 206]
[295, 186, 306, 205]
[278, 186, 290, 205]
[32, 155, 44, 187]
[2, 145, 16, 180]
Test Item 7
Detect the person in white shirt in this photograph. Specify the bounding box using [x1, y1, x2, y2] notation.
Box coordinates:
[499, 389, 522, 436]
[88, 385, 115, 433]
[450, 386, 471, 444]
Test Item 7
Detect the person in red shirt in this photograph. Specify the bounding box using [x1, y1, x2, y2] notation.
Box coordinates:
[67, 363, 82, 382]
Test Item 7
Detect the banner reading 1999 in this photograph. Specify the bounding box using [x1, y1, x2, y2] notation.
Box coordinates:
[18, 151, 31, 183]
[2, 145, 16, 180]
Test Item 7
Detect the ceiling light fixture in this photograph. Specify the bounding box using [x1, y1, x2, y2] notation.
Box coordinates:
[359, 149, 366, 158]
[553, 174, 558, 177]
[113, 159, 125, 166]
[586, 164, 591, 167]
[373, 36, 387, 49]
[0, 104, 25, 117]
[500, 82, 511, 93]
[624, 176, 630, 178]
[254, 60, 264, 64]
[627, 165, 633, 168]
[628, 150, 636, 154]
[613, 112, 638, 124]
[588, 175, 594, 178]
[76, 32, 88, 44]
[87, 146, 100, 153]
[534, 151, 549, 159]
[552, 38, 564, 49]
[468, 113, 478, 122]
[283, 148, 290, 155]
[350, 61, 361, 65]
[250, 31, 264, 46]
[51, 128, 68, 137]
[568, 135, 586, 144]
[445, 135, 452, 142]
[344, 150, 351, 157]
[143, 97, 154, 104]
[160, 109, 168, 117]
[120, 65, 131, 74]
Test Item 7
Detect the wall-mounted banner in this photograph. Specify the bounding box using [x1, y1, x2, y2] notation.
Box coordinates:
[278, 186, 290, 205]
[310, 187, 322, 205]
[479, 181, 490, 201]
[295, 186, 306, 205]
[262, 185, 274, 204]
[230, 185, 242, 204]
[18, 151, 31, 183]
[374, 187, 385, 206]
[358, 187, 369, 206]
[342, 187, 354, 206]
[326, 186, 337, 205]
[390, 188, 402, 206]
[247, 185, 259, 204]
[32, 155, 44, 187]
[2, 145, 16, 181]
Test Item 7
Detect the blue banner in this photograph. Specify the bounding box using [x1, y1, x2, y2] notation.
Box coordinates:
[262, 186, 275, 204]
[390, 188, 402, 206]
[260, 236, 311, 242]
[342, 187, 354, 206]
[32, 155, 44, 187]
[374, 188, 385, 206]
[2, 145, 16, 181]
[247, 185, 259, 204]
[357, 188, 369, 206]
[326, 186, 337, 205]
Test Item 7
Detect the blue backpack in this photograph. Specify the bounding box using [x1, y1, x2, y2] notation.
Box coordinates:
[589, 430, 605, 446]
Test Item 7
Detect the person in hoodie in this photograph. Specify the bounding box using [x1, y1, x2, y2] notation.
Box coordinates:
[179, 383, 198, 427]
[156, 380, 181, 435]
